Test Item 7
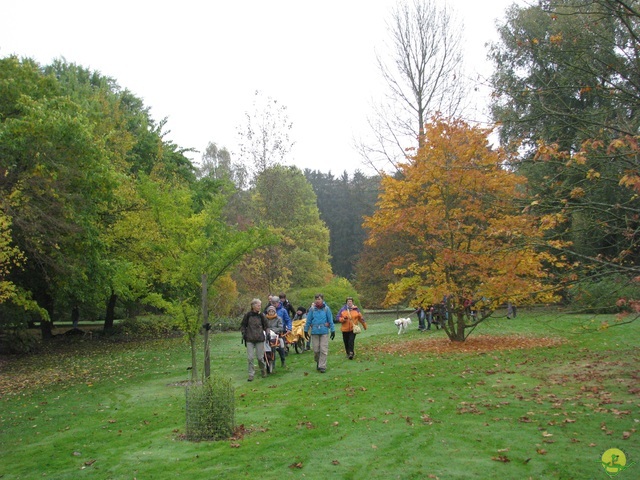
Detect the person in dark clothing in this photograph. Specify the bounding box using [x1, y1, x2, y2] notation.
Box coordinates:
[240, 298, 269, 381]
[412, 306, 427, 331]
[279, 293, 296, 319]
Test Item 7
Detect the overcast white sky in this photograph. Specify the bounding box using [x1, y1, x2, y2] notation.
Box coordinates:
[1, 0, 521, 174]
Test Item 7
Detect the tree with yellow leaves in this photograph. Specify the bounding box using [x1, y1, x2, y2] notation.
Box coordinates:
[364, 117, 561, 341]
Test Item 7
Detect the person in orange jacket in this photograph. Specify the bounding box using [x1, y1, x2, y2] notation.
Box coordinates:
[336, 297, 367, 360]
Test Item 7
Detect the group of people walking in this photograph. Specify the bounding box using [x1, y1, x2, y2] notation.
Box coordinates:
[240, 293, 367, 381]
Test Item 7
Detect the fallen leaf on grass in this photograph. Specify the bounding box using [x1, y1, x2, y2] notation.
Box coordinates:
[289, 462, 303, 469]
[497, 448, 509, 453]
[622, 431, 631, 439]
[84, 459, 96, 466]
[537, 449, 547, 455]
[492, 455, 510, 462]
[297, 421, 315, 430]
[230, 443, 240, 448]
[332, 460, 340, 465]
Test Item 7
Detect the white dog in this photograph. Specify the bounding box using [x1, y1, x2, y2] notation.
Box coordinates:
[394, 317, 412, 334]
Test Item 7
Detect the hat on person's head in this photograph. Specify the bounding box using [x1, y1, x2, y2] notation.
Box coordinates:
[267, 305, 276, 313]
[297, 306, 306, 314]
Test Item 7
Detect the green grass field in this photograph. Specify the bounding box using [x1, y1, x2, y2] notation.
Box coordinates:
[1, 311, 638, 479]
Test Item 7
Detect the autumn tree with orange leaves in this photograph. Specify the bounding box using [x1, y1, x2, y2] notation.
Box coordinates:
[364, 117, 561, 341]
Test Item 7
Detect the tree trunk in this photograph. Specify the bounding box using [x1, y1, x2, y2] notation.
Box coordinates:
[71, 306, 80, 329]
[104, 292, 117, 332]
[40, 296, 55, 339]
[443, 308, 466, 342]
[40, 318, 54, 339]
[202, 274, 210, 379]
[189, 333, 198, 382]
[453, 312, 466, 342]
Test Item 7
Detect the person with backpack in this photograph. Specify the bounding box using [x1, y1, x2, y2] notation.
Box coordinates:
[240, 298, 269, 381]
[279, 293, 296, 319]
[304, 293, 335, 373]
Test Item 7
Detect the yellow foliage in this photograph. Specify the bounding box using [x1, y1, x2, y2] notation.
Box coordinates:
[364, 117, 560, 310]
[586, 169, 600, 180]
[570, 187, 585, 199]
[549, 33, 563, 45]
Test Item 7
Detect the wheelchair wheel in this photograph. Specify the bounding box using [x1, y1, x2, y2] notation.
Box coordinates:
[264, 351, 275, 374]
[267, 353, 275, 373]
[294, 337, 305, 354]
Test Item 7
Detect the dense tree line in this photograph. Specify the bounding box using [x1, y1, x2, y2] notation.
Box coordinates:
[2, 0, 639, 349]
[0, 57, 330, 348]
[304, 170, 380, 280]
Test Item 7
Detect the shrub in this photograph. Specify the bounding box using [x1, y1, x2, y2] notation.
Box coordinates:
[185, 376, 235, 441]
[111, 315, 178, 337]
[569, 275, 640, 314]
[290, 277, 361, 313]
[0, 328, 40, 354]
[0, 303, 41, 354]
[209, 316, 242, 332]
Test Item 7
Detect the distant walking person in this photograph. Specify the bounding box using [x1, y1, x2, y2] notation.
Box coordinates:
[412, 306, 426, 331]
[304, 294, 335, 373]
[265, 305, 287, 367]
[337, 297, 367, 359]
[240, 298, 269, 381]
[279, 293, 296, 319]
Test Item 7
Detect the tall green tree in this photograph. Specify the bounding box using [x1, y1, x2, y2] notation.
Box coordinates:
[305, 169, 380, 279]
[233, 165, 331, 297]
[490, 0, 640, 305]
[0, 57, 120, 336]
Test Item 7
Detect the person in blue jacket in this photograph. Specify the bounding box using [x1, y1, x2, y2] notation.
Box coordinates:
[304, 293, 335, 373]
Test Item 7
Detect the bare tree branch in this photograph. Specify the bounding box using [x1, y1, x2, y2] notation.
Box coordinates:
[358, 0, 468, 173]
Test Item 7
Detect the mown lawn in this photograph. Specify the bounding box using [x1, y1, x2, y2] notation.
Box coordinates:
[0, 310, 638, 479]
